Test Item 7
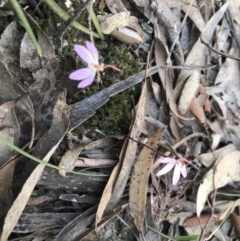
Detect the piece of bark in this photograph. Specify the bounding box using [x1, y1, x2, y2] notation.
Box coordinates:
[14, 213, 79, 233]
[37, 167, 108, 192]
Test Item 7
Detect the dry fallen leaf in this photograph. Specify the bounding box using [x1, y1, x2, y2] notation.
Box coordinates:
[178, 71, 200, 115]
[95, 79, 149, 227]
[199, 144, 237, 167]
[99, 12, 146, 44]
[176, 2, 229, 85]
[184, 213, 220, 227]
[181, 0, 205, 32]
[197, 151, 240, 216]
[129, 129, 164, 236]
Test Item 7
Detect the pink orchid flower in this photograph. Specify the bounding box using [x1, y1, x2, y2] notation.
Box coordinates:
[69, 41, 121, 88]
[156, 157, 187, 185]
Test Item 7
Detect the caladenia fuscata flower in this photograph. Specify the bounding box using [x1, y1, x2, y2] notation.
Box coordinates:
[69, 41, 121, 88]
[156, 157, 187, 186]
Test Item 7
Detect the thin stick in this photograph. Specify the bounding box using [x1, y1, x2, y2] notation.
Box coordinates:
[200, 37, 240, 61]
[160, 64, 217, 70]
[166, 0, 195, 64]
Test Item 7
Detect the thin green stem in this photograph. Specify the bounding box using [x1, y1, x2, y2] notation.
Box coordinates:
[43, 0, 99, 38]
[9, 0, 42, 56]
[0, 135, 108, 177]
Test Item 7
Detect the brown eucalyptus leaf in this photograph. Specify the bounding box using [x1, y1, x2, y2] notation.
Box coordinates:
[129, 129, 165, 235]
[95, 80, 148, 227]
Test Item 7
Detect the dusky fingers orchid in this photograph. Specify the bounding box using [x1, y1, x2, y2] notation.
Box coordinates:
[69, 41, 121, 88]
[156, 157, 187, 185]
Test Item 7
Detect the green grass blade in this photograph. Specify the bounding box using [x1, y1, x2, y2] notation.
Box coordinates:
[9, 0, 42, 56]
[0, 135, 108, 177]
[81, 0, 104, 40]
[43, 0, 99, 38]
[89, 7, 104, 40]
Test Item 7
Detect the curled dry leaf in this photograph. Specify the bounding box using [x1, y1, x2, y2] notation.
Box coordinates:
[99, 12, 130, 34]
[197, 151, 240, 216]
[99, 12, 146, 44]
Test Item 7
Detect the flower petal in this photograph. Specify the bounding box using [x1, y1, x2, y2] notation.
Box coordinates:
[86, 41, 99, 63]
[172, 163, 181, 185]
[69, 68, 93, 80]
[77, 72, 96, 88]
[180, 164, 187, 178]
[158, 157, 176, 164]
[156, 162, 175, 177]
[74, 45, 94, 64]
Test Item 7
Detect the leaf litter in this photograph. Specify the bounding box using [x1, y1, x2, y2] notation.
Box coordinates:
[1, 0, 240, 240]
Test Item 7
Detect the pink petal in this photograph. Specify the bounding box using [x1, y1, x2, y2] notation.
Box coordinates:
[156, 162, 175, 177]
[74, 45, 94, 64]
[158, 157, 176, 164]
[69, 68, 93, 80]
[180, 164, 187, 178]
[172, 163, 181, 185]
[86, 41, 99, 63]
[77, 72, 96, 88]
